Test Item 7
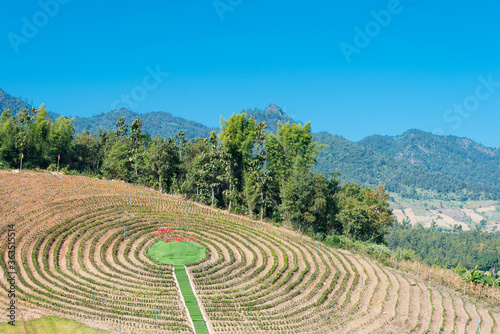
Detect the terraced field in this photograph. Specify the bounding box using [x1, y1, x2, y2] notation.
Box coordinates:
[1, 170, 499, 333]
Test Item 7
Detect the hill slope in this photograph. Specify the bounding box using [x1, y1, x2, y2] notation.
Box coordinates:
[358, 129, 500, 188]
[71, 108, 214, 140]
[1, 170, 499, 333]
[0, 89, 63, 121]
[313, 132, 500, 200]
[0, 89, 32, 114]
[0, 89, 214, 140]
[242, 103, 297, 133]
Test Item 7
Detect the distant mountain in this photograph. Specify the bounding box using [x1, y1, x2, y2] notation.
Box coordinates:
[241, 104, 297, 133]
[0, 89, 33, 115]
[71, 108, 214, 140]
[0, 89, 213, 140]
[357, 130, 500, 188]
[313, 132, 500, 200]
[0, 89, 59, 120]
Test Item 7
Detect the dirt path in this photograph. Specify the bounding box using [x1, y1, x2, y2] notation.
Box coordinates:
[441, 291, 455, 334]
[453, 294, 469, 334]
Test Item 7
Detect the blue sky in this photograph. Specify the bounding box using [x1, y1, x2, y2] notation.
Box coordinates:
[1, 1, 500, 147]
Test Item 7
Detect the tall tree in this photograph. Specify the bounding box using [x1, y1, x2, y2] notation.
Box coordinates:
[335, 183, 394, 243]
[266, 121, 321, 188]
[0, 110, 16, 168]
[73, 131, 102, 172]
[146, 136, 180, 193]
[49, 116, 75, 167]
[101, 140, 133, 181]
[191, 131, 227, 207]
[27, 105, 51, 167]
[115, 116, 128, 138]
[243, 122, 270, 220]
[220, 113, 261, 209]
[128, 117, 148, 181]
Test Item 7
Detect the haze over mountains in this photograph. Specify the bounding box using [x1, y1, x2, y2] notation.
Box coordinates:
[1, 89, 499, 201]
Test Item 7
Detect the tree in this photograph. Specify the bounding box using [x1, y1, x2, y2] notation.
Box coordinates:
[462, 265, 482, 283]
[0, 110, 16, 168]
[146, 136, 180, 193]
[335, 183, 394, 243]
[128, 117, 148, 181]
[430, 219, 437, 230]
[175, 131, 187, 157]
[265, 121, 323, 211]
[243, 122, 271, 220]
[27, 105, 51, 167]
[115, 116, 128, 138]
[280, 157, 316, 229]
[101, 140, 133, 181]
[73, 131, 102, 172]
[186, 131, 227, 207]
[220, 113, 261, 209]
[179, 137, 211, 198]
[266, 122, 320, 181]
[49, 116, 75, 166]
[280, 156, 339, 233]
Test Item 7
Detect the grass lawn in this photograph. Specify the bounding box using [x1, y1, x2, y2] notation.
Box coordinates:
[0, 316, 108, 333]
[147, 240, 205, 265]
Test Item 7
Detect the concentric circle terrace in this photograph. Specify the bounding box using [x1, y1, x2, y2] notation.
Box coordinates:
[1, 171, 499, 333]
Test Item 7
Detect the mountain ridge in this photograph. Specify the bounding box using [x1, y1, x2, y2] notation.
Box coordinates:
[71, 108, 215, 140]
[358, 129, 500, 189]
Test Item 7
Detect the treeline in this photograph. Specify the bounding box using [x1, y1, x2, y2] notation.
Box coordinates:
[0, 105, 395, 243]
[387, 221, 500, 272]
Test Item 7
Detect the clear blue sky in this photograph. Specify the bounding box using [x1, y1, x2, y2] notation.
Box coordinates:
[2, 0, 499, 147]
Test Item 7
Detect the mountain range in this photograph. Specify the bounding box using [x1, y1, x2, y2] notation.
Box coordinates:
[1, 89, 499, 201]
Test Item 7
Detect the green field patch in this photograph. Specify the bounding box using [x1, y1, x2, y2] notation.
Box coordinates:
[0, 316, 108, 333]
[148, 240, 205, 265]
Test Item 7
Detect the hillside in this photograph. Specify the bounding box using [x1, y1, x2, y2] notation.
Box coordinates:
[242, 103, 297, 134]
[71, 108, 214, 140]
[0, 89, 214, 140]
[358, 129, 500, 188]
[0, 89, 63, 121]
[313, 132, 500, 200]
[1, 170, 499, 333]
[0, 89, 32, 114]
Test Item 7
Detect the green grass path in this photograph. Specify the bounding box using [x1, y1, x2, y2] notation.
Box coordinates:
[174, 265, 209, 334]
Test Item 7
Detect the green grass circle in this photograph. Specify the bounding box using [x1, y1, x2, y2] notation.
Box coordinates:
[147, 240, 205, 265]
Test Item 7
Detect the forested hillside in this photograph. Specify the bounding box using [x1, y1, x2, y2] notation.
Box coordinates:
[358, 129, 500, 188]
[314, 131, 500, 200]
[0, 89, 32, 114]
[388, 221, 500, 272]
[241, 103, 296, 134]
[0, 89, 59, 121]
[0, 90, 214, 140]
[71, 108, 214, 140]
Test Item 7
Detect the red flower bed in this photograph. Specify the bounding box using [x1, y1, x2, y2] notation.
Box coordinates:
[155, 227, 174, 237]
[154, 227, 197, 242]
